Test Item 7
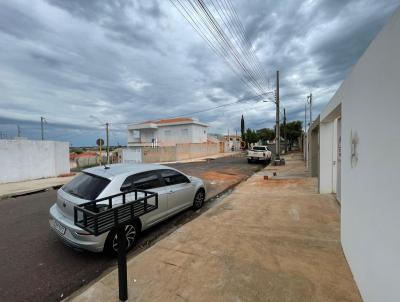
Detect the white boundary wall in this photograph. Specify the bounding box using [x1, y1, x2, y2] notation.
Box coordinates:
[319, 121, 334, 193]
[320, 8, 400, 302]
[0, 139, 70, 183]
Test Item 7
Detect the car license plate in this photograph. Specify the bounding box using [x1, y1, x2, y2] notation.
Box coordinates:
[54, 221, 66, 235]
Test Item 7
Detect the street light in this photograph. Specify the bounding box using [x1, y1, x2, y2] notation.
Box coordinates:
[90, 115, 110, 165]
[262, 86, 280, 161]
[306, 93, 312, 127]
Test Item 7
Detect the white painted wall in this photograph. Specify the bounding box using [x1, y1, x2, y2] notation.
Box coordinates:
[128, 122, 208, 146]
[319, 122, 333, 193]
[140, 128, 156, 143]
[190, 124, 208, 143]
[122, 148, 142, 163]
[331, 118, 338, 194]
[321, 8, 400, 302]
[148, 124, 207, 146]
[0, 139, 70, 183]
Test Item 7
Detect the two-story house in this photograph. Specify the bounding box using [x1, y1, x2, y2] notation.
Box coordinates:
[127, 117, 208, 147]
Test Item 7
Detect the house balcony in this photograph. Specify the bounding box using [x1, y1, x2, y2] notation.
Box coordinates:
[127, 141, 155, 147]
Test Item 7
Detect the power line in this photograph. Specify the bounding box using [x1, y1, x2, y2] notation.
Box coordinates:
[172, 0, 263, 95]
[170, 0, 270, 96]
[224, 0, 269, 88]
[195, 0, 266, 93]
[208, 0, 266, 88]
[213, 0, 269, 89]
[174, 92, 269, 117]
[117, 92, 272, 126]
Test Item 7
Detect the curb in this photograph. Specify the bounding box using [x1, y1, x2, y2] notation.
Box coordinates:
[0, 184, 65, 200]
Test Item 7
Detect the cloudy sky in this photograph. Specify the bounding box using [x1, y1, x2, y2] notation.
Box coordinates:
[0, 0, 399, 146]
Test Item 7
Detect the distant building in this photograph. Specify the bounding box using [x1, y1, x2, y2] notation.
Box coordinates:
[127, 117, 208, 147]
[223, 134, 244, 151]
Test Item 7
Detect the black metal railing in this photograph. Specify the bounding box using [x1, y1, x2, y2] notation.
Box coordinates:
[74, 189, 158, 236]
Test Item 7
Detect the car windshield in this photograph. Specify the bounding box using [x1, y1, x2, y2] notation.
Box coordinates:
[62, 172, 110, 200]
[252, 147, 266, 151]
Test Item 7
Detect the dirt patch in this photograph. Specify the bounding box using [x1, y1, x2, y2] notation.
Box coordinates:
[200, 171, 242, 183]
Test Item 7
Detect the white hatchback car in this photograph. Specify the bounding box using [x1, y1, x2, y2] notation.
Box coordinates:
[49, 163, 206, 255]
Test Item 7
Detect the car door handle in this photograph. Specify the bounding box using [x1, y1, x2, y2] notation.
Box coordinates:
[168, 190, 175, 194]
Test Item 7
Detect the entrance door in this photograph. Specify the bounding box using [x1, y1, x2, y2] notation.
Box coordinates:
[122, 148, 142, 163]
[336, 118, 342, 203]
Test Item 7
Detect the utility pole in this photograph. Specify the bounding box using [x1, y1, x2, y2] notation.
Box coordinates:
[227, 129, 230, 152]
[283, 108, 287, 153]
[106, 122, 110, 165]
[235, 129, 238, 151]
[275, 70, 280, 160]
[304, 103, 307, 133]
[309, 93, 313, 126]
[40, 117, 46, 140]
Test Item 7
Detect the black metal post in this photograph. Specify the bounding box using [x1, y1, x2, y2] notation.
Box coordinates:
[117, 226, 128, 301]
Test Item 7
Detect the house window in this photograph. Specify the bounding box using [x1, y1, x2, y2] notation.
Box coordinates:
[181, 128, 188, 136]
[164, 130, 171, 136]
[133, 130, 140, 138]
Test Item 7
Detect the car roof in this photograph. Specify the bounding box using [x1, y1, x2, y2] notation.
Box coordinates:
[83, 163, 174, 180]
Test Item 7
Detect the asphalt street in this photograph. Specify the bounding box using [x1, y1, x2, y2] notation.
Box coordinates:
[0, 155, 264, 302]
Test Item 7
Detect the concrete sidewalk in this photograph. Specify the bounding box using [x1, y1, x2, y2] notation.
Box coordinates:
[70, 152, 361, 302]
[0, 175, 75, 199]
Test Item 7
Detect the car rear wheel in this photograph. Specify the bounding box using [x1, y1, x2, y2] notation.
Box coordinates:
[193, 189, 205, 210]
[104, 221, 140, 256]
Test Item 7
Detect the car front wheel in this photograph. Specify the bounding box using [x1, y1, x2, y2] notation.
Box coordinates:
[193, 189, 205, 210]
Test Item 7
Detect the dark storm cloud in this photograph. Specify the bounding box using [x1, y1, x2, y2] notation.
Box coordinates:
[30, 51, 67, 68]
[0, 0, 399, 145]
[47, 0, 163, 21]
[47, 0, 166, 51]
[0, 2, 45, 39]
[309, 1, 398, 83]
[45, 0, 133, 22]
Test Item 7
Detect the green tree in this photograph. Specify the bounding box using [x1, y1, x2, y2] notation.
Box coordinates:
[256, 128, 275, 144]
[280, 120, 302, 151]
[246, 128, 258, 145]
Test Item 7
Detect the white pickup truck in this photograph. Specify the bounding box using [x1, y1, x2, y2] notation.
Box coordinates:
[247, 146, 272, 164]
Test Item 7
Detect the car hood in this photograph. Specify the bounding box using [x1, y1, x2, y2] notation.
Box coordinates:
[188, 175, 203, 185]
